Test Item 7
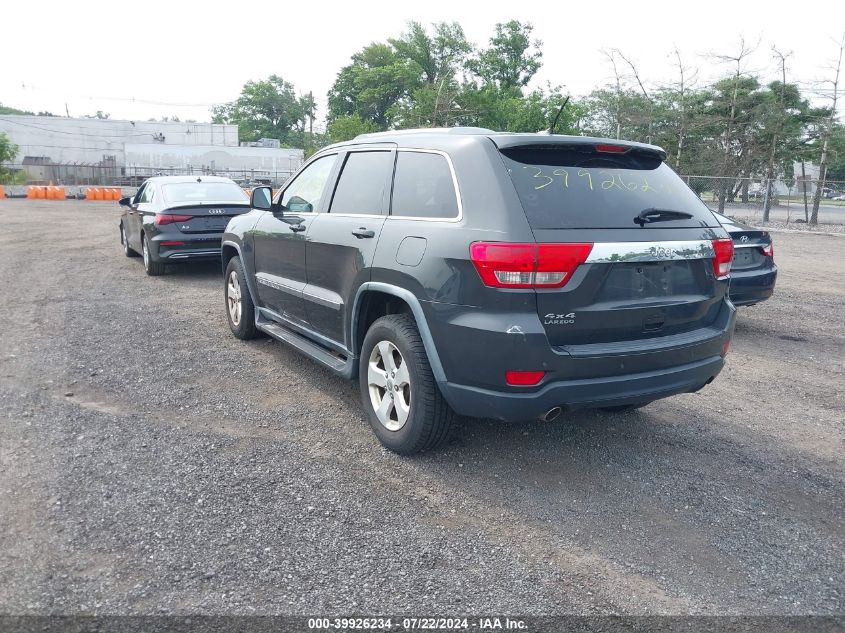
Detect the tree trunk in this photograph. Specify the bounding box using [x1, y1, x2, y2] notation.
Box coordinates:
[811, 37, 843, 225]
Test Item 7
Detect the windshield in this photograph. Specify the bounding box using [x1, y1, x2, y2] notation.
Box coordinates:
[162, 182, 248, 204]
[500, 146, 719, 229]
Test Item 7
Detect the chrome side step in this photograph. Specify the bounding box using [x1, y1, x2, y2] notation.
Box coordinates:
[256, 317, 354, 377]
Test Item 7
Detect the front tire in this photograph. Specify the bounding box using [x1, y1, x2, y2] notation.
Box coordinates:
[359, 314, 454, 455]
[142, 235, 166, 276]
[120, 223, 138, 257]
[224, 256, 258, 340]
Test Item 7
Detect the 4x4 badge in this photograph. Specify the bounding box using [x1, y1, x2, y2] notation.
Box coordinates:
[544, 312, 576, 325]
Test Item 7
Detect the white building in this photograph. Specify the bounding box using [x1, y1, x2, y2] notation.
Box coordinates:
[0, 115, 303, 185]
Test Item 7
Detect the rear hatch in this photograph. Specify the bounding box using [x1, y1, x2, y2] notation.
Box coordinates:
[496, 141, 729, 348]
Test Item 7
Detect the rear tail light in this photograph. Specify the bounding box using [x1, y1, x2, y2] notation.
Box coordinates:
[711, 239, 734, 278]
[470, 242, 593, 289]
[760, 243, 774, 258]
[721, 339, 731, 357]
[155, 213, 193, 226]
[505, 370, 546, 386]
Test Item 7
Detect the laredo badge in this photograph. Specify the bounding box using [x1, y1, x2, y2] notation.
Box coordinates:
[544, 312, 576, 325]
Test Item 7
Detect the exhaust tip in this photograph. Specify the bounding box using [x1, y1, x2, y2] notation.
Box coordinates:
[539, 406, 562, 422]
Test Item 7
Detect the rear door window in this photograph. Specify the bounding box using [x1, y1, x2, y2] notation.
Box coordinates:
[391, 151, 459, 219]
[499, 145, 719, 229]
[330, 151, 394, 215]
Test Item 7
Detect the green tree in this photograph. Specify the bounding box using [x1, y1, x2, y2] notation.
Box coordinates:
[467, 20, 542, 91]
[389, 21, 472, 86]
[327, 43, 420, 129]
[327, 114, 379, 143]
[0, 132, 18, 163]
[212, 75, 310, 145]
[0, 132, 20, 183]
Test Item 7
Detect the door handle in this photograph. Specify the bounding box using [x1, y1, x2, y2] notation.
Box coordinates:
[289, 223, 307, 233]
[352, 227, 375, 239]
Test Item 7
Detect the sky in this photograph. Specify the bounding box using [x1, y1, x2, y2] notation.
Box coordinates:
[3, 0, 844, 127]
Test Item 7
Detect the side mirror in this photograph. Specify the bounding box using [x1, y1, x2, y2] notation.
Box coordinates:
[251, 186, 273, 211]
[118, 196, 131, 207]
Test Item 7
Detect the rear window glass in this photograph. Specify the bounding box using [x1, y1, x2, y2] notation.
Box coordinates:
[162, 182, 248, 204]
[391, 152, 459, 218]
[500, 146, 718, 229]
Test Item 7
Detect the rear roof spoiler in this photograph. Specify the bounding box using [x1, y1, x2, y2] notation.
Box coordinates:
[490, 134, 667, 161]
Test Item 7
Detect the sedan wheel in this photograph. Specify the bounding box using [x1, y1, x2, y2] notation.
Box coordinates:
[367, 340, 411, 432]
[142, 236, 166, 276]
[227, 270, 242, 326]
[121, 224, 137, 257]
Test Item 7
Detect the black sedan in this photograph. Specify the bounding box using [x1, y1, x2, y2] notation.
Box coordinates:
[119, 176, 250, 276]
[712, 212, 777, 306]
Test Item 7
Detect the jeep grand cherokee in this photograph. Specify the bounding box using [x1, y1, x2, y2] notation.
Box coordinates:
[220, 128, 736, 454]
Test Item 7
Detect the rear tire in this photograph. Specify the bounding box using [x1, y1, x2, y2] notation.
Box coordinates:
[359, 314, 454, 455]
[224, 256, 258, 340]
[120, 223, 138, 257]
[142, 235, 166, 276]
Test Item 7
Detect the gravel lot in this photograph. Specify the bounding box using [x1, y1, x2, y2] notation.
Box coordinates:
[0, 199, 842, 616]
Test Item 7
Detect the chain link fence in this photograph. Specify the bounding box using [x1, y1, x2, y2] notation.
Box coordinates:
[0, 163, 300, 190]
[684, 176, 845, 224]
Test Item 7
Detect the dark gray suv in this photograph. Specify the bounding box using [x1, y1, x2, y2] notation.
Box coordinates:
[221, 128, 736, 454]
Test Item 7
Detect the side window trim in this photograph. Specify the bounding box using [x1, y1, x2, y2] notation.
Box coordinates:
[134, 182, 148, 204]
[388, 148, 463, 222]
[275, 152, 339, 214]
[327, 148, 396, 217]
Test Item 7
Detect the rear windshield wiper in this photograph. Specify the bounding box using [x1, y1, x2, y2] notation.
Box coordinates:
[634, 208, 694, 226]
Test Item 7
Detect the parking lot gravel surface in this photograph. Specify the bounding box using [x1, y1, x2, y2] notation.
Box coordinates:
[0, 200, 843, 616]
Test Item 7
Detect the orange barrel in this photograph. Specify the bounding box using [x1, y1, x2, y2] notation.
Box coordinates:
[56, 186, 66, 200]
[0, 185, 5, 198]
[45, 186, 55, 200]
[26, 186, 36, 199]
[36, 186, 47, 199]
[112, 188, 122, 200]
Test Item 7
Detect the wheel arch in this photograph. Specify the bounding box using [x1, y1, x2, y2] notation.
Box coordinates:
[351, 282, 447, 384]
[221, 240, 259, 310]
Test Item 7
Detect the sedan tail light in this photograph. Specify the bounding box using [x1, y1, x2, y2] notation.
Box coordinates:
[760, 243, 774, 258]
[711, 239, 734, 279]
[155, 213, 193, 226]
[470, 242, 593, 289]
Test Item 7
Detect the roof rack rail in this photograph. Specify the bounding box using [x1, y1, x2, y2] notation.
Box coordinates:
[354, 126, 495, 140]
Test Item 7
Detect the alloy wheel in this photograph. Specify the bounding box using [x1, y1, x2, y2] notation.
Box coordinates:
[367, 340, 411, 431]
[227, 270, 242, 326]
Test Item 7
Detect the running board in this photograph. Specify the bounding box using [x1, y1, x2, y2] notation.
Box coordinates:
[256, 318, 355, 377]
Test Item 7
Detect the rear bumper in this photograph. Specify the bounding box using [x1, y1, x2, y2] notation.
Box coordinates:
[729, 265, 777, 306]
[424, 297, 735, 421]
[149, 234, 222, 261]
[440, 355, 724, 420]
